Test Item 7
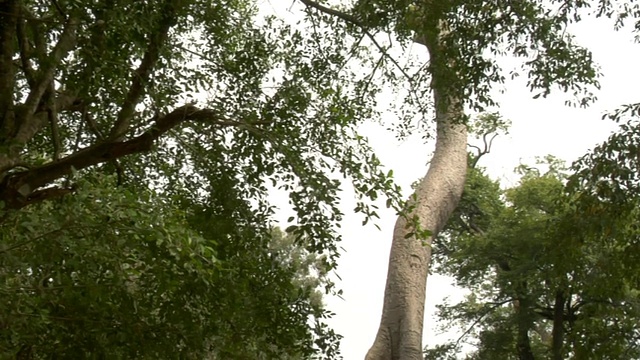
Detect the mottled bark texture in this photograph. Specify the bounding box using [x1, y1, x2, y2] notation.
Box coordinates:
[365, 24, 468, 359]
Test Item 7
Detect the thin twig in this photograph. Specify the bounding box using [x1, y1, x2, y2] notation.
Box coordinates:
[299, 0, 414, 82]
[454, 298, 513, 348]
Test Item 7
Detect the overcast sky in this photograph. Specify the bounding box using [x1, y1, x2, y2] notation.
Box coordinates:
[262, 2, 640, 358]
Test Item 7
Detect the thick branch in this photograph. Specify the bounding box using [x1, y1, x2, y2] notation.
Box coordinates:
[551, 290, 565, 360]
[21, 16, 78, 122]
[512, 287, 536, 360]
[0, 105, 244, 209]
[109, 0, 178, 139]
[0, 0, 18, 126]
[47, 83, 61, 160]
[21, 185, 75, 208]
[5, 16, 78, 166]
[16, 9, 36, 89]
[0, 97, 84, 176]
[298, 0, 362, 26]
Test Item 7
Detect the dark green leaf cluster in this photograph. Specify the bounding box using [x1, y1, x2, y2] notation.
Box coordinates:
[428, 155, 640, 359]
[0, 174, 341, 358]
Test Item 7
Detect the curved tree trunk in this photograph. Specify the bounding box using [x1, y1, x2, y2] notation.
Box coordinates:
[365, 27, 468, 358]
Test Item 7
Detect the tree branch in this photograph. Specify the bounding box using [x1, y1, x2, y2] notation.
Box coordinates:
[47, 83, 61, 160]
[551, 289, 565, 360]
[468, 132, 497, 168]
[0, 0, 18, 128]
[108, 0, 179, 139]
[298, 0, 362, 26]
[298, 0, 414, 83]
[6, 15, 78, 166]
[50, 0, 67, 20]
[21, 16, 77, 122]
[0, 105, 256, 209]
[82, 106, 105, 140]
[453, 298, 513, 348]
[19, 185, 75, 209]
[16, 9, 36, 89]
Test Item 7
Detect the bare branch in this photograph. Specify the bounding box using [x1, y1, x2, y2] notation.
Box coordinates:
[468, 132, 498, 168]
[482, 132, 498, 154]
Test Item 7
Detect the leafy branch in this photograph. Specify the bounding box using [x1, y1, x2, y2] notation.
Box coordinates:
[0, 105, 269, 210]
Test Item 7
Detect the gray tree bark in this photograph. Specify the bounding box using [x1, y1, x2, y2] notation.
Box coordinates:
[365, 21, 468, 360]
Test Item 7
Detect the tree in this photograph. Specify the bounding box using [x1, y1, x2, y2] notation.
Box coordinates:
[427, 153, 640, 359]
[0, 170, 345, 358]
[296, 1, 600, 358]
[0, 0, 404, 358]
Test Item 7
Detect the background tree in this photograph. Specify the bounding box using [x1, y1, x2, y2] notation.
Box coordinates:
[427, 151, 640, 359]
[424, 3, 640, 359]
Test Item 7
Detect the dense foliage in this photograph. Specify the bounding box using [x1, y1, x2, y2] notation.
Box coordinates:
[0, 0, 407, 358]
[426, 151, 640, 359]
[1, 174, 341, 358]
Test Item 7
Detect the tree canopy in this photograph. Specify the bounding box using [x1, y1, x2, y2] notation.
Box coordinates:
[1, 174, 344, 358]
[0, 0, 406, 358]
[427, 146, 640, 359]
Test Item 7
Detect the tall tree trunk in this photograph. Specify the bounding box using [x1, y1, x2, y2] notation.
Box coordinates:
[0, 0, 18, 137]
[514, 297, 536, 360]
[365, 25, 468, 359]
[512, 279, 536, 360]
[551, 290, 565, 360]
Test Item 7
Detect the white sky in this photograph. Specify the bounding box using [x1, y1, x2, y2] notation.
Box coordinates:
[260, 2, 640, 358]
